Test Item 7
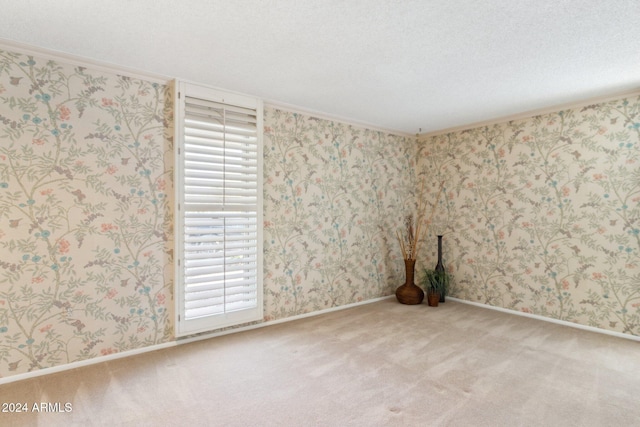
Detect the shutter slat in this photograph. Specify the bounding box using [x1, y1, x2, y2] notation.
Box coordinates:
[185, 170, 257, 182]
[185, 126, 257, 141]
[184, 185, 257, 196]
[184, 141, 256, 153]
[186, 253, 256, 268]
[185, 273, 257, 289]
[185, 97, 257, 117]
[185, 161, 257, 173]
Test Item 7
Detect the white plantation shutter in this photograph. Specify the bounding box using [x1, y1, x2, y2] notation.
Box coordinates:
[175, 81, 263, 336]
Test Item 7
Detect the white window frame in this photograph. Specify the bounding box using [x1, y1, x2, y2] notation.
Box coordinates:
[174, 80, 263, 337]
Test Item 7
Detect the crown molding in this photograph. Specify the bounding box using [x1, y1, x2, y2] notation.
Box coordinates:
[419, 87, 640, 138]
[265, 99, 415, 138]
[0, 38, 171, 84]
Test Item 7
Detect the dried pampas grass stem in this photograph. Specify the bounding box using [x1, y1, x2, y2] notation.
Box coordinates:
[397, 180, 445, 261]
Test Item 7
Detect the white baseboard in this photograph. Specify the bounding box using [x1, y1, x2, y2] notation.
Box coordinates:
[178, 295, 396, 345]
[447, 297, 640, 342]
[0, 341, 178, 386]
[7, 294, 634, 385]
[0, 295, 395, 385]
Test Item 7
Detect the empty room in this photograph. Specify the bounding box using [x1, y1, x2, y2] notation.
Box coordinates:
[0, 1, 639, 426]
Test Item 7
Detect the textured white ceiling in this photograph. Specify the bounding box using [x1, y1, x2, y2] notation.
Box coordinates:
[1, 0, 639, 134]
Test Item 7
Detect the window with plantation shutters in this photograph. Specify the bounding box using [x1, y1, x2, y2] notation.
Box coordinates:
[175, 81, 263, 336]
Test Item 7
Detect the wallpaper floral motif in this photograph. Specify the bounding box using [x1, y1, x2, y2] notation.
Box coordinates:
[1, 43, 637, 381]
[0, 45, 421, 379]
[0, 48, 174, 377]
[418, 98, 640, 336]
[262, 109, 418, 320]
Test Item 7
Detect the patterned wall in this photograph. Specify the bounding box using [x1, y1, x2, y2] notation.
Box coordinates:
[418, 98, 640, 336]
[0, 48, 174, 378]
[2, 43, 637, 380]
[262, 109, 419, 320]
[0, 46, 420, 378]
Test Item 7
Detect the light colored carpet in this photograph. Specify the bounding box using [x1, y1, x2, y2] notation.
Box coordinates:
[1, 299, 639, 427]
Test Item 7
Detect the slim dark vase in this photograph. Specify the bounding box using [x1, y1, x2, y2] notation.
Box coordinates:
[435, 235, 445, 302]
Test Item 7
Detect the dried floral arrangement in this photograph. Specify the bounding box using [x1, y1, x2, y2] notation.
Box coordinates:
[396, 180, 445, 261]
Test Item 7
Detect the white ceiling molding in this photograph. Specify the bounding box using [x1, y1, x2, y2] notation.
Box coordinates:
[264, 99, 415, 137]
[0, 38, 171, 85]
[419, 87, 640, 138]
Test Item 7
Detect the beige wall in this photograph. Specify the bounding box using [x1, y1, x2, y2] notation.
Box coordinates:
[263, 108, 416, 319]
[0, 46, 416, 379]
[1, 43, 637, 380]
[0, 47, 174, 378]
[417, 99, 640, 335]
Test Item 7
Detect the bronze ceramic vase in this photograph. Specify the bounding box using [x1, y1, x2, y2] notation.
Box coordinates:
[395, 259, 424, 305]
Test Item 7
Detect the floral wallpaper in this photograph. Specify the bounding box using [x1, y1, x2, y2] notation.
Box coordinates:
[418, 97, 640, 336]
[0, 47, 174, 378]
[1, 43, 637, 381]
[0, 45, 421, 379]
[262, 109, 419, 320]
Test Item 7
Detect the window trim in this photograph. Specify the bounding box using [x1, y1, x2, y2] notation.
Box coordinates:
[174, 80, 263, 337]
